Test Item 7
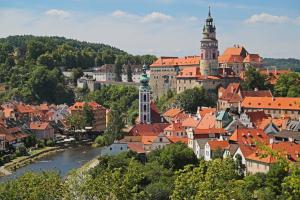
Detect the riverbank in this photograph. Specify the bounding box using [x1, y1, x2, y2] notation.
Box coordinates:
[0, 146, 63, 177]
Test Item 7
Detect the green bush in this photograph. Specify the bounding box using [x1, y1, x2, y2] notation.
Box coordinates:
[46, 139, 55, 147]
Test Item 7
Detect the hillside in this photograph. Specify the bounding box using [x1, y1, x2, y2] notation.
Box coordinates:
[263, 58, 300, 72]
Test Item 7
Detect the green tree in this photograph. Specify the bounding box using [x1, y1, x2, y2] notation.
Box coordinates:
[83, 103, 94, 127]
[176, 87, 213, 113]
[37, 53, 54, 69]
[241, 66, 271, 90]
[274, 72, 300, 97]
[127, 65, 133, 82]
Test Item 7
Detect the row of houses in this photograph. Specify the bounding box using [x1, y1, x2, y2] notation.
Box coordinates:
[0, 101, 107, 153]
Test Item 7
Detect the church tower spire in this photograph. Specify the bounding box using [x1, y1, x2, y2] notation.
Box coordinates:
[139, 64, 151, 124]
[200, 7, 219, 76]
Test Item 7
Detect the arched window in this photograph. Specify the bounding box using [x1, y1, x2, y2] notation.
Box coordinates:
[144, 115, 147, 121]
[144, 105, 147, 111]
[144, 94, 147, 101]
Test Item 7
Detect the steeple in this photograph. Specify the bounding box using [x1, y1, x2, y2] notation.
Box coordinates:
[208, 6, 211, 17]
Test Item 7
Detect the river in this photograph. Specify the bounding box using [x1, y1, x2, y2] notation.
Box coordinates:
[0, 145, 106, 183]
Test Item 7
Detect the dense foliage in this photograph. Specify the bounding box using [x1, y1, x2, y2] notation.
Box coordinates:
[241, 67, 272, 91]
[263, 58, 300, 72]
[156, 87, 216, 113]
[1, 143, 299, 200]
[274, 72, 300, 97]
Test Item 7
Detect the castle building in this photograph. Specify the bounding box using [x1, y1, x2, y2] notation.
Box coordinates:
[139, 64, 151, 124]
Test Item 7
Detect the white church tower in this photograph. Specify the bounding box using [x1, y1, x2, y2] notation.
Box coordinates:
[139, 64, 151, 124]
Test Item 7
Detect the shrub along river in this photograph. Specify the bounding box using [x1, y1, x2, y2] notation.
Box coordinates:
[0, 145, 106, 182]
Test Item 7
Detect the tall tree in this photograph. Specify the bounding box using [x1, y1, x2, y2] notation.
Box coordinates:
[274, 72, 300, 97]
[241, 66, 271, 90]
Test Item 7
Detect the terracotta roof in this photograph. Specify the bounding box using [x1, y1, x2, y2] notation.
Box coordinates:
[38, 103, 49, 111]
[127, 142, 145, 153]
[196, 112, 216, 129]
[246, 111, 270, 127]
[167, 137, 188, 144]
[243, 54, 261, 63]
[194, 128, 226, 135]
[69, 101, 106, 111]
[240, 90, 272, 98]
[128, 123, 170, 136]
[164, 122, 184, 132]
[16, 104, 37, 114]
[30, 122, 51, 130]
[141, 136, 157, 145]
[223, 47, 247, 56]
[181, 117, 200, 128]
[0, 125, 28, 142]
[246, 142, 300, 164]
[151, 56, 200, 67]
[208, 140, 230, 150]
[218, 83, 241, 103]
[173, 112, 189, 122]
[3, 108, 14, 118]
[163, 108, 183, 118]
[218, 55, 244, 63]
[177, 67, 201, 78]
[242, 97, 300, 110]
[198, 107, 216, 118]
[230, 128, 270, 157]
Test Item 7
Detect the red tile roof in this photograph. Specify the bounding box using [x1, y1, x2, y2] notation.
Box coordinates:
[151, 56, 200, 67]
[246, 111, 270, 127]
[163, 108, 183, 118]
[198, 107, 216, 118]
[30, 122, 51, 130]
[167, 137, 188, 144]
[194, 128, 226, 135]
[208, 140, 230, 150]
[128, 123, 170, 136]
[242, 97, 300, 111]
[196, 112, 216, 129]
[243, 54, 261, 63]
[164, 122, 184, 132]
[246, 142, 300, 164]
[69, 102, 106, 111]
[127, 142, 145, 153]
[181, 117, 200, 128]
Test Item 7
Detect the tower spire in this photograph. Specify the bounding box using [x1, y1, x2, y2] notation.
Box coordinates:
[208, 6, 211, 17]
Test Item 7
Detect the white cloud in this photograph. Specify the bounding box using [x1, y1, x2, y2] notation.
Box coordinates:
[141, 12, 173, 23]
[45, 9, 70, 19]
[245, 13, 289, 24]
[187, 16, 199, 22]
[111, 10, 137, 19]
[295, 16, 300, 25]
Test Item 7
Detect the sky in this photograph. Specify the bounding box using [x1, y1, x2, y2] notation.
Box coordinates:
[0, 0, 300, 58]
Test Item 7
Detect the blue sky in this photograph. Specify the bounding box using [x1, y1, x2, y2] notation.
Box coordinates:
[0, 0, 300, 58]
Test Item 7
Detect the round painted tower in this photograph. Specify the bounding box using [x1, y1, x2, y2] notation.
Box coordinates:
[200, 7, 219, 76]
[139, 64, 151, 124]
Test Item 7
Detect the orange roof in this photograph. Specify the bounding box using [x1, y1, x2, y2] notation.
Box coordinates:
[258, 117, 288, 130]
[3, 108, 14, 118]
[69, 101, 105, 111]
[246, 111, 270, 127]
[196, 112, 216, 129]
[177, 67, 201, 78]
[198, 107, 216, 118]
[208, 140, 230, 150]
[141, 136, 157, 145]
[218, 83, 241, 102]
[167, 137, 188, 144]
[242, 97, 300, 110]
[246, 142, 300, 164]
[163, 108, 183, 118]
[223, 47, 246, 56]
[164, 122, 184, 132]
[128, 123, 170, 136]
[127, 142, 145, 153]
[218, 55, 244, 63]
[30, 122, 51, 130]
[243, 54, 261, 63]
[173, 112, 189, 122]
[181, 117, 200, 128]
[16, 104, 37, 114]
[151, 56, 200, 67]
[38, 103, 49, 111]
[260, 69, 291, 76]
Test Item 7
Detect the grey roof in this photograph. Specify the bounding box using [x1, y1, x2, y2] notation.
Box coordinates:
[275, 130, 300, 141]
[225, 119, 246, 133]
[286, 121, 300, 132]
[227, 143, 239, 156]
[196, 138, 211, 149]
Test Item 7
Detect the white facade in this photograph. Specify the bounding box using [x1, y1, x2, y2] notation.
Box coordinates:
[204, 142, 211, 161]
[101, 142, 128, 155]
[93, 71, 115, 82]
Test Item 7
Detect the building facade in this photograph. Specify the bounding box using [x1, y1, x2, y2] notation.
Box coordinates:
[139, 65, 151, 124]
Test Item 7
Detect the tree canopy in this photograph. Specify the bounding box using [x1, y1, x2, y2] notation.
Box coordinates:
[274, 72, 300, 97]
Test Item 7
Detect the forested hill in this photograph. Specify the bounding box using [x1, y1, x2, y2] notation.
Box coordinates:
[263, 58, 300, 71]
[0, 35, 156, 104]
[0, 35, 157, 70]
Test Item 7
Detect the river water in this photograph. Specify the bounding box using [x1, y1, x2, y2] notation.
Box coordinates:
[0, 145, 106, 182]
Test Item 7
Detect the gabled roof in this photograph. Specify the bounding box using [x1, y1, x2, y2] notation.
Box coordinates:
[198, 107, 216, 118]
[245, 111, 270, 127]
[208, 140, 230, 150]
[167, 137, 188, 144]
[177, 67, 201, 78]
[240, 90, 272, 98]
[127, 142, 145, 153]
[243, 54, 261, 63]
[196, 112, 216, 129]
[194, 128, 226, 135]
[182, 117, 200, 128]
[218, 83, 241, 102]
[242, 97, 300, 110]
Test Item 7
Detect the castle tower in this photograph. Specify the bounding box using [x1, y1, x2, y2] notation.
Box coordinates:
[200, 7, 219, 76]
[139, 64, 151, 124]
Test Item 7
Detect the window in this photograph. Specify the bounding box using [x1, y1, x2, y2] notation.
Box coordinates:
[110, 147, 112, 151]
[144, 105, 147, 111]
[144, 94, 147, 101]
[120, 147, 123, 150]
[212, 53, 216, 59]
[144, 115, 147, 121]
[159, 138, 163, 142]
